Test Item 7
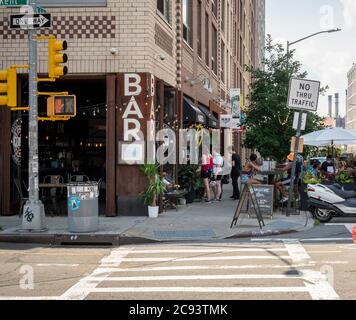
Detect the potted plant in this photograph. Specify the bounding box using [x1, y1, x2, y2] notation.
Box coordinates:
[178, 165, 200, 203]
[140, 164, 167, 218]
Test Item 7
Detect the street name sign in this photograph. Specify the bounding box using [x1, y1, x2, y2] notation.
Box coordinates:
[287, 78, 321, 112]
[9, 13, 51, 29]
[0, 0, 27, 6]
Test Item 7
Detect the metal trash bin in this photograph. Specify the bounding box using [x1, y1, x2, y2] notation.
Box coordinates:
[67, 182, 99, 233]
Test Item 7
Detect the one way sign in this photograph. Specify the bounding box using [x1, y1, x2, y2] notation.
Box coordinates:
[9, 13, 51, 29]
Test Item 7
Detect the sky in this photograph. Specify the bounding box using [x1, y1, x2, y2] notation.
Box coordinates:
[266, 0, 356, 117]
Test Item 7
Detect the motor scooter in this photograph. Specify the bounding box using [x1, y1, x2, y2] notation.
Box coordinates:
[307, 183, 356, 222]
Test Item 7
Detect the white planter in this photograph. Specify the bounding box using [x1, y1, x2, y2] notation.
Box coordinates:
[148, 206, 159, 218]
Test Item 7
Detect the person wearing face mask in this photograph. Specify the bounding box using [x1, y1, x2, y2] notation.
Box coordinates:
[321, 155, 336, 179]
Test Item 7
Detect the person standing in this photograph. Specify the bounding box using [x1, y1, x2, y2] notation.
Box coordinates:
[201, 148, 213, 203]
[212, 149, 224, 202]
[230, 148, 242, 200]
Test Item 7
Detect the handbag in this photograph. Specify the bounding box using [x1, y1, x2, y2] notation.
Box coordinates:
[221, 175, 230, 185]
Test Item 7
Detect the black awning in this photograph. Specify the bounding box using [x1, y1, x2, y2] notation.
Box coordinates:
[183, 97, 206, 125]
[198, 105, 219, 128]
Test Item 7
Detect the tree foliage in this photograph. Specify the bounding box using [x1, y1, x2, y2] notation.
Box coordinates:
[243, 35, 325, 161]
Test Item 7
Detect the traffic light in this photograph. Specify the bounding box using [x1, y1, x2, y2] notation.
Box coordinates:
[47, 95, 76, 118]
[0, 67, 17, 107]
[48, 38, 68, 79]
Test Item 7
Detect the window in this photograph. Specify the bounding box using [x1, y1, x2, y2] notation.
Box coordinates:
[205, 13, 209, 66]
[221, 42, 225, 83]
[212, 0, 217, 18]
[212, 25, 217, 75]
[182, 0, 193, 47]
[221, 0, 225, 32]
[197, 0, 202, 58]
[157, 0, 170, 23]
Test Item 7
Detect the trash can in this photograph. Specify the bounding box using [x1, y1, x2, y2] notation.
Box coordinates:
[67, 182, 99, 233]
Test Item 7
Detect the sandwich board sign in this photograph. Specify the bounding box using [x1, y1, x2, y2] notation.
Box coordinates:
[287, 78, 321, 112]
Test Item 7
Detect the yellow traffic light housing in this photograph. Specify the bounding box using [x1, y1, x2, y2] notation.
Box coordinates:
[0, 67, 17, 107]
[47, 95, 76, 118]
[48, 38, 68, 79]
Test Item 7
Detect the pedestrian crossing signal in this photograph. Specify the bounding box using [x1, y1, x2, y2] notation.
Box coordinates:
[47, 95, 76, 118]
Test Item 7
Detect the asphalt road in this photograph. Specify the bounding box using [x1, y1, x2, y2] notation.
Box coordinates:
[0, 229, 355, 300]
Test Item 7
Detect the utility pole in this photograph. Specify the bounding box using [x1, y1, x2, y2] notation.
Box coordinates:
[285, 28, 341, 217]
[22, 0, 46, 231]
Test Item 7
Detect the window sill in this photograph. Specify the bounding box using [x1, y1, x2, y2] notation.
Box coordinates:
[156, 10, 172, 29]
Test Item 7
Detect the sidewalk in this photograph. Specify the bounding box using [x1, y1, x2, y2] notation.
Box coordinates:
[0, 186, 314, 245]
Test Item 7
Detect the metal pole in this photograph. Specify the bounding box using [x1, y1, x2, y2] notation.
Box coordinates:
[22, 0, 46, 231]
[286, 111, 303, 216]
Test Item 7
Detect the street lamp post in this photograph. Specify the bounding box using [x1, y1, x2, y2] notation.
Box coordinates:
[286, 28, 341, 217]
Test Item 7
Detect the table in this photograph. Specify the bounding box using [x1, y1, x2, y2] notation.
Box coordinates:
[39, 183, 67, 188]
[260, 170, 285, 185]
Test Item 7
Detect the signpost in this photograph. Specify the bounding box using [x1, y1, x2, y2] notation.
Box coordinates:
[286, 78, 320, 216]
[21, 0, 46, 231]
[9, 13, 51, 29]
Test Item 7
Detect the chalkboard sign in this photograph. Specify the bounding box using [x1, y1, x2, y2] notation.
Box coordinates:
[251, 185, 274, 217]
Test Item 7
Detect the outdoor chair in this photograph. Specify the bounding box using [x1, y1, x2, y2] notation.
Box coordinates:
[70, 175, 90, 183]
[42, 175, 65, 215]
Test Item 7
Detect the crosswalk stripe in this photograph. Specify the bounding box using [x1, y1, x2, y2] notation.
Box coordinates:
[85, 287, 310, 294]
[121, 256, 292, 262]
[283, 240, 311, 262]
[88, 274, 303, 281]
[96, 263, 316, 273]
[130, 248, 288, 254]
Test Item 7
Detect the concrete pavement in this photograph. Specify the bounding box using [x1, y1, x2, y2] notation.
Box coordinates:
[0, 241, 355, 300]
[0, 185, 314, 245]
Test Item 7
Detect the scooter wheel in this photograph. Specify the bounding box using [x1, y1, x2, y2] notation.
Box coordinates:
[310, 207, 334, 223]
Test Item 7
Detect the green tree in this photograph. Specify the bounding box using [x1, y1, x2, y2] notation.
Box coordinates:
[243, 35, 325, 161]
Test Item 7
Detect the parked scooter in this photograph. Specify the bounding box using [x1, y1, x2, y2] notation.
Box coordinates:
[307, 183, 356, 222]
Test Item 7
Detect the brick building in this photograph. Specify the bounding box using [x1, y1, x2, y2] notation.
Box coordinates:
[0, 0, 264, 216]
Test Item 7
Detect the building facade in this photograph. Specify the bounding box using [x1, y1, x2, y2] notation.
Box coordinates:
[0, 0, 264, 216]
[347, 64, 356, 154]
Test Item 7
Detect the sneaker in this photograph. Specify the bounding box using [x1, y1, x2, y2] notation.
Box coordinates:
[280, 197, 289, 203]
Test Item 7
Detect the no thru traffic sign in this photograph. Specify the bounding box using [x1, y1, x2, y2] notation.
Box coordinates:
[287, 78, 321, 112]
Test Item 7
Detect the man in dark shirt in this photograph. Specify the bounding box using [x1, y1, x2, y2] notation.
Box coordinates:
[230, 148, 242, 200]
[321, 155, 336, 178]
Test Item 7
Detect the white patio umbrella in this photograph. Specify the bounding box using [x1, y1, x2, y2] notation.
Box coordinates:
[301, 127, 356, 147]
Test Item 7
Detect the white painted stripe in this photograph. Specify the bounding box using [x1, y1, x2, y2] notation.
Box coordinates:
[0, 296, 60, 300]
[130, 248, 288, 254]
[88, 274, 303, 281]
[326, 223, 356, 234]
[252, 238, 352, 242]
[84, 287, 310, 294]
[121, 256, 292, 262]
[60, 248, 132, 300]
[36, 264, 79, 267]
[283, 240, 310, 263]
[302, 270, 340, 300]
[320, 261, 348, 265]
[99, 263, 316, 273]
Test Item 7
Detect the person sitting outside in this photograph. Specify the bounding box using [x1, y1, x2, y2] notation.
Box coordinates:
[162, 172, 176, 192]
[321, 155, 336, 180]
[240, 154, 262, 185]
[274, 153, 302, 203]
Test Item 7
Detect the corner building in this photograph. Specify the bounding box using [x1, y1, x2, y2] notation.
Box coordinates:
[0, 0, 264, 216]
